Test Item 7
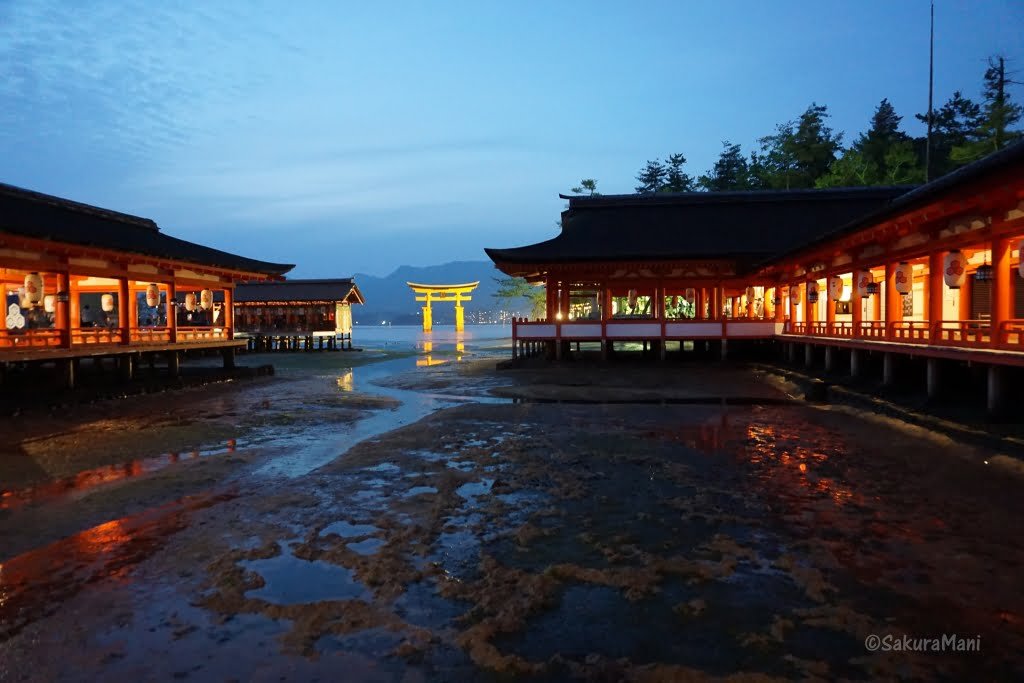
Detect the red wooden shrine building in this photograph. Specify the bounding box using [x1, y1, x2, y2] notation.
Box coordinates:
[1, 183, 293, 386]
[487, 141, 1024, 412]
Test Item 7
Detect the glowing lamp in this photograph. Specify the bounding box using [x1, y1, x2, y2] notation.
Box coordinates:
[146, 284, 160, 307]
[200, 289, 213, 310]
[807, 281, 819, 305]
[101, 294, 115, 312]
[943, 250, 965, 289]
[185, 293, 197, 312]
[827, 275, 843, 301]
[894, 262, 912, 294]
[44, 294, 56, 313]
[24, 272, 43, 306]
[855, 271, 871, 299]
[866, 282, 880, 296]
[790, 285, 801, 306]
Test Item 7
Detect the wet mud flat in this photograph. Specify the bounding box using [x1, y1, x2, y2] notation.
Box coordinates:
[3, 372, 1022, 681]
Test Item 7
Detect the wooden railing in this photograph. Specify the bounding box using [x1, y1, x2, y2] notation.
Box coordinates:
[929, 320, 991, 347]
[71, 327, 123, 345]
[889, 320, 931, 342]
[0, 329, 64, 349]
[130, 327, 172, 344]
[998, 320, 1024, 349]
[177, 327, 228, 342]
[830, 321, 855, 337]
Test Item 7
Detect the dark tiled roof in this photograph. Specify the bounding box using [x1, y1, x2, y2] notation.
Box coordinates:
[0, 183, 294, 276]
[235, 279, 364, 304]
[485, 186, 910, 270]
[761, 139, 1024, 266]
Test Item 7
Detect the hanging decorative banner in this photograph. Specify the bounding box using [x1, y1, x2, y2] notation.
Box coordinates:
[684, 288, 696, 305]
[943, 250, 965, 289]
[146, 284, 160, 307]
[895, 262, 912, 294]
[828, 275, 843, 301]
[24, 272, 43, 306]
[855, 271, 871, 298]
[185, 293, 197, 312]
[790, 285, 802, 306]
[101, 294, 115, 312]
[200, 289, 214, 310]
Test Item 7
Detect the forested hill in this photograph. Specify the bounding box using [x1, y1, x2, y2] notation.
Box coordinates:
[351, 260, 531, 324]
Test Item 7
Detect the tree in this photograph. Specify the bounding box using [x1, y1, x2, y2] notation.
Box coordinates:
[634, 159, 667, 193]
[493, 277, 546, 319]
[570, 179, 600, 196]
[859, 98, 910, 172]
[698, 141, 752, 191]
[818, 99, 923, 187]
[753, 104, 842, 189]
[951, 56, 1023, 164]
[663, 153, 694, 192]
[916, 90, 982, 177]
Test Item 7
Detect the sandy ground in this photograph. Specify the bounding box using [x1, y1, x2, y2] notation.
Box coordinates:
[1, 349, 1022, 681]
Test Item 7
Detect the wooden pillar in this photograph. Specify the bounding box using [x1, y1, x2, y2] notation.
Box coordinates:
[119, 277, 131, 344]
[926, 358, 940, 400]
[222, 347, 235, 369]
[852, 288, 863, 337]
[696, 287, 705, 320]
[168, 351, 180, 378]
[167, 282, 177, 343]
[988, 365, 1006, 418]
[885, 262, 902, 338]
[992, 237, 1012, 343]
[56, 271, 71, 348]
[928, 251, 944, 333]
[959, 275, 972, 323]
[59, 358, 75, 389]
[546, 276, 557, 321]
[825, 282, 836, 331]
[824, 345, 834, 373]
[805, 282, 816, 334]
[872, 278, 882, 321]
[883, 352, 895, 386]
[850, 348, 862, 377]
[223, 287, 234, 337]
[789, 285, 797, 326]
[454, 292, 465, 332]
[774, 288, 785, 323]
[69, 279, 80, 336]
[119, 353, 135, 381]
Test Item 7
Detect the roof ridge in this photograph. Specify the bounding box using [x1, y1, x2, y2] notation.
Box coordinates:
[0, 182, 159, 230]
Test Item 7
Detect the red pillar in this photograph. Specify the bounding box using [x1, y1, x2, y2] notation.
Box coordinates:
[805, 282, 816, 334]
[119, 277, 131, 344]
[928, 251, 944, 331]
[56, 271, 71, 348]
[885, 262, 902, 339]
[992, 237, 1012, 344]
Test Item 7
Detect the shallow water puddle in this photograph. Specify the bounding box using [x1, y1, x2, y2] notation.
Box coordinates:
[320, 521, 380, 538]
[404, 486, 438, 497]
[455, 478, 494, 501]
[243, 548, 368, 604]
[346, 538, 386, 556]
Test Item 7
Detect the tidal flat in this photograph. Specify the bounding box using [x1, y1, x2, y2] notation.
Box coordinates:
[1, 347, 1022, 681]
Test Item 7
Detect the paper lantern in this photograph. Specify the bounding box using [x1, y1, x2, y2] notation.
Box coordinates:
[807, 281, 819, 304]
[146, 284, 160, 307]
[185, 293, 197, 312]
[101, 294, 115, 312]
[855, 271, 871, 298]
[828, 275, 843, 301]
[790, 285, 802, 306]
[44, 295, 56, 313]
[24, 272, 43, 306]
[200, 289, 213, 310]
[866, 282, 880, 295]
[684, 288, 696, 305]
[943, 250, 965, 289]
[894, 262, 912, 294]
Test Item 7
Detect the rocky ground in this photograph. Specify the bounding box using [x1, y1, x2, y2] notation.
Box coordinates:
[1, 349, 1022, 681]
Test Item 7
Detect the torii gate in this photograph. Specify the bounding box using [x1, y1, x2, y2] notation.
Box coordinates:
[407, 281, 479, 332]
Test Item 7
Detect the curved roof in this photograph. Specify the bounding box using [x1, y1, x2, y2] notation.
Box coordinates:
[406, 281, 479, 292]
[486, 186, 909, 270]
[235, 278, 363, 304]
[0, 183, 294, 277]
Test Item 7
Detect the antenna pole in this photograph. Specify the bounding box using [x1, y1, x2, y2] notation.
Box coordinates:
[925, 0, 935, 181]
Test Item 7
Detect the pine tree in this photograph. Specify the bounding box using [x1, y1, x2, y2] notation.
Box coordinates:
[916, 91, 982, 177]
[951, 56, 1023, 163]
[570, 179, 600, 196]
[818, 99, 922, 188]
[663, 153, 693, 192]
[754, 104, 842, 189]
[698, 141, 752, 191]
[635, 159, 667, 193]
[859, 99, 910, 172]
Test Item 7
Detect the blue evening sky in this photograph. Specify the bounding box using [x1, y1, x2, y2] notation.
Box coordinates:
[2, 1, 1022, 276]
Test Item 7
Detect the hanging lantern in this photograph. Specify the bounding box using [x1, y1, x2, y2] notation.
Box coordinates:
[943, 250, 965, 289]
[866, 281, 880, 295]
[855, 271, 871, 298]
[684, 288, 696, 305]
[146, 283, 160, 307]
[101, 294, 115, 312]
[23, 272, 43, 306]
[894, 262, 912, 294]
[627, 289, 637, 308]
[200, 289, 213, 310]
[827, 275, 843, 301]
[790, 285, 802, 306]
[44, 294, 56, 313]
[184, 293, 197, 312]
[807, 281, 819, 304]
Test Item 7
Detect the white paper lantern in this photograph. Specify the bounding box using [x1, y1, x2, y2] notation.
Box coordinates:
[184, 293, 197, 312]
[146, 284, 160, 307]
[24, 272, 43, 306]
[828, 275, 843, 301]
[790, 285, 802, 306]
[44, 294, 56, 313]
[894, 262, 912, 295]
[807, 281, 820, 304]
[855, 271, 871, 299]
[943, 250, 966, 289]
[684, 288, 696, 305]
[200, 289, 213, 310]
[101, 294, 115, 312]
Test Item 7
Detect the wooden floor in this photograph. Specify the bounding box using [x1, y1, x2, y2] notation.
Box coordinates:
[0, 340, 246, 364]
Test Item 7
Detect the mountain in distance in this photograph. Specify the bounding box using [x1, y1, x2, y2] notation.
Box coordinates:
[350, 260, 532, 325]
